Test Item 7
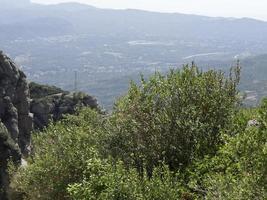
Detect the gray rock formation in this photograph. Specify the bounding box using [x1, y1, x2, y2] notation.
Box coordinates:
[0, 51, 32, 199]
[0, 51, 33, 155]
[0, 51, 98, 199]
[29, 83, 98, 130]
[0, 120, 21, 199]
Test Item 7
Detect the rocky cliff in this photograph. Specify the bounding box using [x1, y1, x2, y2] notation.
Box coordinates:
[29, 82, 98, 130]
[0, 123, 21, 199]
[0, 51, 32, 199]
[0, 51, 32, 156]
[0, 51, 98, 199]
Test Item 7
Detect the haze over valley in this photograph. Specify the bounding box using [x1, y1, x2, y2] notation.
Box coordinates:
[2, 0, 267, 107]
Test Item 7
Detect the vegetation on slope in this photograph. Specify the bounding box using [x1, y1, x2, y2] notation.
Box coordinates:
[10, 64, 266, 200]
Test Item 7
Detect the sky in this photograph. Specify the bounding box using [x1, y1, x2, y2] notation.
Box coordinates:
[31, 0, 267, 21]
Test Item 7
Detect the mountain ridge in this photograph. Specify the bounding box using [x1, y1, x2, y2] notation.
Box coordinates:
[29, 1, 266, 22]
[2, 1, 267, 107]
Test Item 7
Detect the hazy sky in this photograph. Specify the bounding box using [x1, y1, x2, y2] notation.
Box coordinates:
[31, 0, 267, 21]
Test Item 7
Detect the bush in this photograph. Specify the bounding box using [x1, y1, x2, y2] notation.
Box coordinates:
[105, 64, 240, 173]
[192, 99, 267, 200]
[10, 109, 104, 199]
[68, 159, 185, 200]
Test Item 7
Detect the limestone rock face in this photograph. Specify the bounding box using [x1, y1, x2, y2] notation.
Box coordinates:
[30, 92, 98, 129]
[0, 51, 98, 198]
[29, 82, 98, 129]
[0, 51, 32, 199]
[0, 51, 33, 155]
[0, 121, 21, 199]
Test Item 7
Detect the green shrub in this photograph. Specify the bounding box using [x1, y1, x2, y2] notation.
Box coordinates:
[68, 159, 184, 200]
[105, 64, 240, 173]
[10, 109, 104, 199]
[191, 99, 267, 200]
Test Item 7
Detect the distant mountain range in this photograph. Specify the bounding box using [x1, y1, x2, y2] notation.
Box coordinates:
[1, 0, 267, 107]
[2, 0, 267, 43]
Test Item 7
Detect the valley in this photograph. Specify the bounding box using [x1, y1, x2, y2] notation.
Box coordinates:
[1, 1, 267, 108]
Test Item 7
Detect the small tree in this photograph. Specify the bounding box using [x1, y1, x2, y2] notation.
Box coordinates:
[105, 64, 241, 173]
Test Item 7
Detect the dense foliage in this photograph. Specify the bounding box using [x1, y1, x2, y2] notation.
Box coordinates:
[67, 161, 184, 200]
[203, 101, 266, 199]
[105, 64, 240, 173]
[11, 109, 104, 199]
[10, 65, 267, 200]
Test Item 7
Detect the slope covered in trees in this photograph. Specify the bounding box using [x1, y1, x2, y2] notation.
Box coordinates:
[10, 65, 266, 200]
